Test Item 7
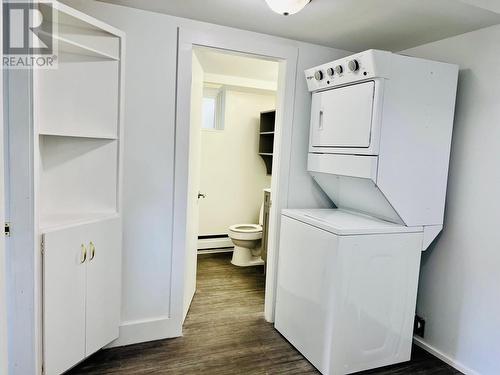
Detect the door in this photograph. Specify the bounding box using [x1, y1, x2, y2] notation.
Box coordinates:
[43, 227, 87, 375]
[310, 81, 375, 148]
[183, 51, 204, 320]
[85, 217, 121, 356]
[0, 8, 7, 368]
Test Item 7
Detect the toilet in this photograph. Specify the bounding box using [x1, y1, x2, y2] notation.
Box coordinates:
[228, 204, 265, 267]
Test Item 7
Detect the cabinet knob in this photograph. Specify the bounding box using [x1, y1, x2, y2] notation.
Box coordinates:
[80, 244, 87, 264]
[89, 241, 96, 261]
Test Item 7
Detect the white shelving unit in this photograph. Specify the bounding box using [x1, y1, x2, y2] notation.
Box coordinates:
[33, 3, 125, 375]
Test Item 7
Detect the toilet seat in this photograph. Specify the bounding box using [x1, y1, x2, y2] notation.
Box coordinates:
[228, 224, 262, 241]
[229, 224, 262, 233]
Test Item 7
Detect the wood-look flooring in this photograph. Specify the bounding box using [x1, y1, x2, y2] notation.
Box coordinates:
[69, 252, 461, 375]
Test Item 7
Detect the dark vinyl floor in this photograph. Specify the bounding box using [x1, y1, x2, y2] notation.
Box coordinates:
[69, 252, 461, 375]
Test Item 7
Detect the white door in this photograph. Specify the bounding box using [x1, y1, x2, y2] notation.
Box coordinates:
[183, 51, 204, 320]
[310, 81, 375, 148]
[0, 6, 8, 368]
[43, 227, 87, 375]
[85, 217, 121, 356]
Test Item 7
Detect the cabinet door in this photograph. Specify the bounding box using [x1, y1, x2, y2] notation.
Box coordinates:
[310, 81, 375, 148]
[85, 217, 121, 356]
[43, 228, 87, 375]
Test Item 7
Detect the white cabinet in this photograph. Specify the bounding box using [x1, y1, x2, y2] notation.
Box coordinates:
[310, 81, 374, 148]
[43, 225, 87, 375]
[4, 3, 125, 373]
[85, 218, 121, 356]
[43, 217, 121, 375]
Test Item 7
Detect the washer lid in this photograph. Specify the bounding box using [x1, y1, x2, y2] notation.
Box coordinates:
[282, 209, 423, 235]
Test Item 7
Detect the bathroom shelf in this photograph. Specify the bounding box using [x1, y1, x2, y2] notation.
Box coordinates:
[259, 110, 276, 175]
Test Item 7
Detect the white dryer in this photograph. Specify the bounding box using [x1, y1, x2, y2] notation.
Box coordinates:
[274, 50, 459, 374]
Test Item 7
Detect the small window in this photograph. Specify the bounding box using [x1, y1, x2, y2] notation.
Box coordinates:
[202, 87, 225, 130]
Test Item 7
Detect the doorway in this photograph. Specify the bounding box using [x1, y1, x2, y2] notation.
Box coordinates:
[183, 46, 280, 320]
[174, 28, 298, 329]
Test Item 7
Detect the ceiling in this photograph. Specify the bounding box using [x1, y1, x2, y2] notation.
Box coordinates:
[194, 47, 279, 84]
[98, 0, 500, 51]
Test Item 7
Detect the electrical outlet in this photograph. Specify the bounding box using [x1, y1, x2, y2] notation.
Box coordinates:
[414, 315, 425, 337]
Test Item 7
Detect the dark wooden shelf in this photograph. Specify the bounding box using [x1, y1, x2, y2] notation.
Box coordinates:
[259, 110, 276, 175]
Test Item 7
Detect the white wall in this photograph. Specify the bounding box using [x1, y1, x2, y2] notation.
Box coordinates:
[62, 0, 349, 346]
[402, 25, 500, 375]
[199, 90, 275, 235]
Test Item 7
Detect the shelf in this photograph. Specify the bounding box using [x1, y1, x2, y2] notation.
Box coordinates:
[260, 131, 274, 135]
[55, 33, 119, 60]
[39, 136, 119, 220]
[39, 132, 118, 141]
[35, 58, 119, 137]
[259, 153, 273, 156]
[260, 111, 276, 133]
[37, 28, 119, 61]
[40, 212, 119, 233]
[259, 134, 274, 154]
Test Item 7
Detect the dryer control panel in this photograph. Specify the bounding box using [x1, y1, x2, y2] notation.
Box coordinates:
[305, 49, 392, 92]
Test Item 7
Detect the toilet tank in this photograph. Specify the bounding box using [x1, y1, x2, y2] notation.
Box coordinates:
[304, 50, 459, 248]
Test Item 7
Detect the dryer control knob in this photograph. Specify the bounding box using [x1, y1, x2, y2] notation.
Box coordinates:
[334, 65, 343, 75]
[326, 67, 335, 76]
[314, 70, 324, 81]
[348, 59, 360, 72]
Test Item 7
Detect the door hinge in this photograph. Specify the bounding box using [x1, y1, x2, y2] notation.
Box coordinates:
[4, 222, 10, 237]
[41, 363, 44, 375]
[41, 238, 45, 255]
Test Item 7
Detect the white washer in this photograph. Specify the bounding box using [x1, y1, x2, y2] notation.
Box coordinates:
[275, 209, 423, 375]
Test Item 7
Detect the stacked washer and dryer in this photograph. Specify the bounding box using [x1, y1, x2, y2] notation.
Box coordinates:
[274, 50, 459, 374]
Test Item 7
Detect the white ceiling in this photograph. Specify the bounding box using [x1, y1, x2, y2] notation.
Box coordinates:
[194, 47, 279, 83]
[98, 0, 500, 51]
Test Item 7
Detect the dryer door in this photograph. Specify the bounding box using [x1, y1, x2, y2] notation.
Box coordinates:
[310, 81, 375, 148]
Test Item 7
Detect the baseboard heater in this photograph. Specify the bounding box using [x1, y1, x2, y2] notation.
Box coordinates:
[197, 235, 234, 253]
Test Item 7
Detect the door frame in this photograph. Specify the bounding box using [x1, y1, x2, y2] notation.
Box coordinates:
[173, 27, 298, 327]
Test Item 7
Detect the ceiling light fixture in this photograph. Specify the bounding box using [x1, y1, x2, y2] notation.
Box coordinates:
[265, 0, 311, 16]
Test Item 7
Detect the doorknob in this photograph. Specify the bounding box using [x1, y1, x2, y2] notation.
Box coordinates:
[198, 192, 206, 199]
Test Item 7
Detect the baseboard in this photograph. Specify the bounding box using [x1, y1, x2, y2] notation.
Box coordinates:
[107, 316, 182, 348]
[413, 336, 478, 375]
[197, 237, 233, 250]
[197, 247, 233, 255]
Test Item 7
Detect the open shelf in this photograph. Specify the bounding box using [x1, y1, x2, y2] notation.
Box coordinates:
[259, 136, 274, 154]
[258, 110, 276, 175]
[39, 132, 118, 140]
[55, 33, 119, 61]
[260, 111, 276, 133]
[40, 212, 119, 233]
[39, 137, 119, 222]
[35, 57, 119, 138]
[37, 2, 121, 61]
